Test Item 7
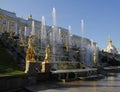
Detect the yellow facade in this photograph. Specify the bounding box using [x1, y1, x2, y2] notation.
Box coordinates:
[0, 13, 17, 33]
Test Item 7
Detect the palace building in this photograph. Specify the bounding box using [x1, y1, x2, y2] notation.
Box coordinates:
[0, 8, 92, 48]
[0, 8, 99, 67]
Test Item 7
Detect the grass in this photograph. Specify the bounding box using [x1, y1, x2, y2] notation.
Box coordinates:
[0, 40, 24, 76]
[0, 70, 24, 76]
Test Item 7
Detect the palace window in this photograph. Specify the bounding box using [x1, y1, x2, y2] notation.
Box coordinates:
[3, 20, 6, 25]
[11, 22, 15, 26]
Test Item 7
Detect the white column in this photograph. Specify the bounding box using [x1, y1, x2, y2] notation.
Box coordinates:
[15, 23, 18, 35]
[7, 21, 9, 33]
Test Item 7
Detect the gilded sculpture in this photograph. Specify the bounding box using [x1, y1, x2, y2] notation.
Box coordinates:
[44, 45, 50, 63]
[93, 52, 97, 66]
[26, 35, 36, 62]
[41, 45, 50, 72]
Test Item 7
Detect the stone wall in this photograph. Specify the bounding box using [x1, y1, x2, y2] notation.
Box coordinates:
[0, 73, 50, 91]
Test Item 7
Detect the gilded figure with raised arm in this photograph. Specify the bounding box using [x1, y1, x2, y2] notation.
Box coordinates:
[44, 45, 50, 63]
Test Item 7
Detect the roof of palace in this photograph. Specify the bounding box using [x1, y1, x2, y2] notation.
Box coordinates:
[0, 8, 17, 19]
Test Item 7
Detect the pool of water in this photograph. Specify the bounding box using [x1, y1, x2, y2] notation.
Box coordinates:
[26, 73, 120, 92]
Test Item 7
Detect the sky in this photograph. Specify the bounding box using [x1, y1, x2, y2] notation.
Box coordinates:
[0, 0, 120, 50]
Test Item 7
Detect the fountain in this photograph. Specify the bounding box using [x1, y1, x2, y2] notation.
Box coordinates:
[41, 16, 47, 47]
[27, 8, 99, 73]
[52, 8, 57, 62]
[52, 8, 57, 27]
[80, 19, 85, 64]
[80, 19, 99, 67]
[58, 28, 61, 43]
[68, 25, 72, 47]
[79, 19, 91, 67]
[0, 8, 103, 78]
[81, 19, 84, 47]
[31, 20, 35, 36]
[24, 26, 27, 43]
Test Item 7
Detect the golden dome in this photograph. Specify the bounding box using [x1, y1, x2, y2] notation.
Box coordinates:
[104, 38, 118, 54]
[108, 39, 112, 43]
[28, 14, 32, 19]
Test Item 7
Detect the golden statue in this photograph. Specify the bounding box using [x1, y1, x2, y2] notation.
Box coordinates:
[26, 48, 31, 61]
[44, 45, 50, 63]
[93, 52, 97, 67]
[9, 31, 14, 39]
[25, 35, 35, 73]
[65, 43, 69, 52]
[41, 45, 50, 72]
[26, 35, 36, 62]
[20, 37, 25, 46]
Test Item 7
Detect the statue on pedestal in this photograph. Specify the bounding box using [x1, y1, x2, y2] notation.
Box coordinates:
[25, 35, 35, 62]
[25, 35, 36, 73]
[93, 52, 97, 67]
[41, 45, 51, 72]
[44, 45, 50, 63]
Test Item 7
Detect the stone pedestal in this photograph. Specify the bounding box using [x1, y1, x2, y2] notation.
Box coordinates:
[41, 62, 51, 73]
[25, 61, 41, 73]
